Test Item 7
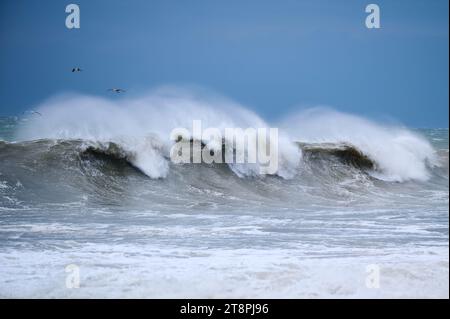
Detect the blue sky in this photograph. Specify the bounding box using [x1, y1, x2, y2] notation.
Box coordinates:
[0, 0, 448, 127]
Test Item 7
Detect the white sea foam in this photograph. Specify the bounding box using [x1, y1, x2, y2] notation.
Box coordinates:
[16, 88, 437, 182]
[16, 88, 300, 179]
[2, 90, 448, 299]
[280, 108, 438, 182]
[0, 244, 447, 298]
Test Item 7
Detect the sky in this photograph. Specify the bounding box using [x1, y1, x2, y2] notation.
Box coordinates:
[0, 0, 448, 127]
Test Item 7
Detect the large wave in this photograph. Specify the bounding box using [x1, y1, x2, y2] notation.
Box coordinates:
[279, 108, 439, 182]
[15, 88, 439, 182]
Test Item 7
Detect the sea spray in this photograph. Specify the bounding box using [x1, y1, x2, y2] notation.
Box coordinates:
[16, 88, 437, 181]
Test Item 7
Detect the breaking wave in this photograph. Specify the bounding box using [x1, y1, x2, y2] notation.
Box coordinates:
[11, 88, 441, 183]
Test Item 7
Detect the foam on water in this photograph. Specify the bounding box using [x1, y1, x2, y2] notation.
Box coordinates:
[0, 244, 447, 298]
[0, 88, 448, 298]
[15, 88, 438, 182]
[281, 108, 439, 182]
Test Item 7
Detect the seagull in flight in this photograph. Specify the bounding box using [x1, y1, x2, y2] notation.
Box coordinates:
[71, 67, 83, 72]
[107, 88, 126, 93]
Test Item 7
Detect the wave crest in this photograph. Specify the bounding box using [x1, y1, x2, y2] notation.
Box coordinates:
[15, 89, 439, 182]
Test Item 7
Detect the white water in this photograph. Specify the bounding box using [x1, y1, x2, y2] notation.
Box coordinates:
[3, 89, 446, 298]
[17, 88, 437, 182]
[0, 244, 447, 298]
[280, 108, 438, 182]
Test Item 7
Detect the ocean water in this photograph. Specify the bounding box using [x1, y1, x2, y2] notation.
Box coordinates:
[0, 93, 448, 298]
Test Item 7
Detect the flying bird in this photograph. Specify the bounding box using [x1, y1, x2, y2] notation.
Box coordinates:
[107, 88, 126, 93]
[71, 67, 82, 72]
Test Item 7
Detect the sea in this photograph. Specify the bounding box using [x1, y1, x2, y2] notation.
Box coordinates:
[0, 92, 448, 298]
